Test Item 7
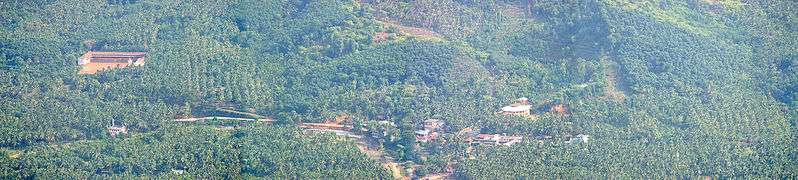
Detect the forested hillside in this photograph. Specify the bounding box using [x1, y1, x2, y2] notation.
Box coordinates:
[1, 0, 796, 178]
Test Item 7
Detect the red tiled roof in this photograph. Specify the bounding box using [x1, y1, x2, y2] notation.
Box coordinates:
[78, 62, 131, 74]
[85, 51, 147, 57]
[78, 51, 147, 74]
[476, 134, 494, 139]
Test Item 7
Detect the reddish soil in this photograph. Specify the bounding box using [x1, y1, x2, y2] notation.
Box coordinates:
[551, 104, 567, 114]
[373, 32, 389, 43]
[78, 62, 130, 74]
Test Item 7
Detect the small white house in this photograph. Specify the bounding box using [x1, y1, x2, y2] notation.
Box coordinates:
[499, 97, 532, 116]
[576, 134, 590, 143]
[107, 119, 127, 136]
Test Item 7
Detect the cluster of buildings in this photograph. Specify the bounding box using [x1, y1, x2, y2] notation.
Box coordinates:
[411, 118, 527, 146]
[415, 119, 444, 142]
[467, 133, 524, 146]
[466, 133, 589, 146]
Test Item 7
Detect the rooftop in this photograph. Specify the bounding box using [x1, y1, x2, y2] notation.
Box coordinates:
[83, 51, 147, 57]
[78, 62, 130, 74]
[424, 119, 441, 123]
[415, 129, 430, 135]
[78, 51, 147, 74]
[501, 105, 532, 112]
[471, 134, 524, 146]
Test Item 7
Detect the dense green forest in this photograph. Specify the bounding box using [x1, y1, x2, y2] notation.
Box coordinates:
[1, 0, 796, 178]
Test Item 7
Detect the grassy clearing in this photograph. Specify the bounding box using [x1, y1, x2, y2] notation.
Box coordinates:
[604, 0, 737, 37]
[1, 148, 21, 159]
[601, 55, 628, 102]
[379, 20, 442, 39]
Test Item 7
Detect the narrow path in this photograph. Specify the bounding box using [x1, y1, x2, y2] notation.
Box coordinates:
[354, 139, 408, 180]
[172, 116, 273, 123]
[215, 108, 267, 119]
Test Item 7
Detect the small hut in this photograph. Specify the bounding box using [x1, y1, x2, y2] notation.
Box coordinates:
[107, 119, 128, 136]
[551, 104, 567, 114]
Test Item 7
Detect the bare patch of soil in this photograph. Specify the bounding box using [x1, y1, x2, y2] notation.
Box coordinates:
[602, 55, 630, 101]
[78, 62, 131, 74]
[378, 20, 442, 39]
[355, 141, 409, 179]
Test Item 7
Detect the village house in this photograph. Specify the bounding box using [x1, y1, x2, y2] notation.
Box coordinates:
[107, 119, 127, 136]
[564, 134, 590, 144]
[78, 51, 147, 74]
[423, 119, 444, 130]
[107, 126, 127, 136]
[551, 103, 567, 114]
[415, 129, 437, 143]
[577, 134, 590, 143]
[171, 169, 185, 175]
[468, 134, 523, 146]
[416, 119, 445, 143]
[499, 97, 533, 116]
